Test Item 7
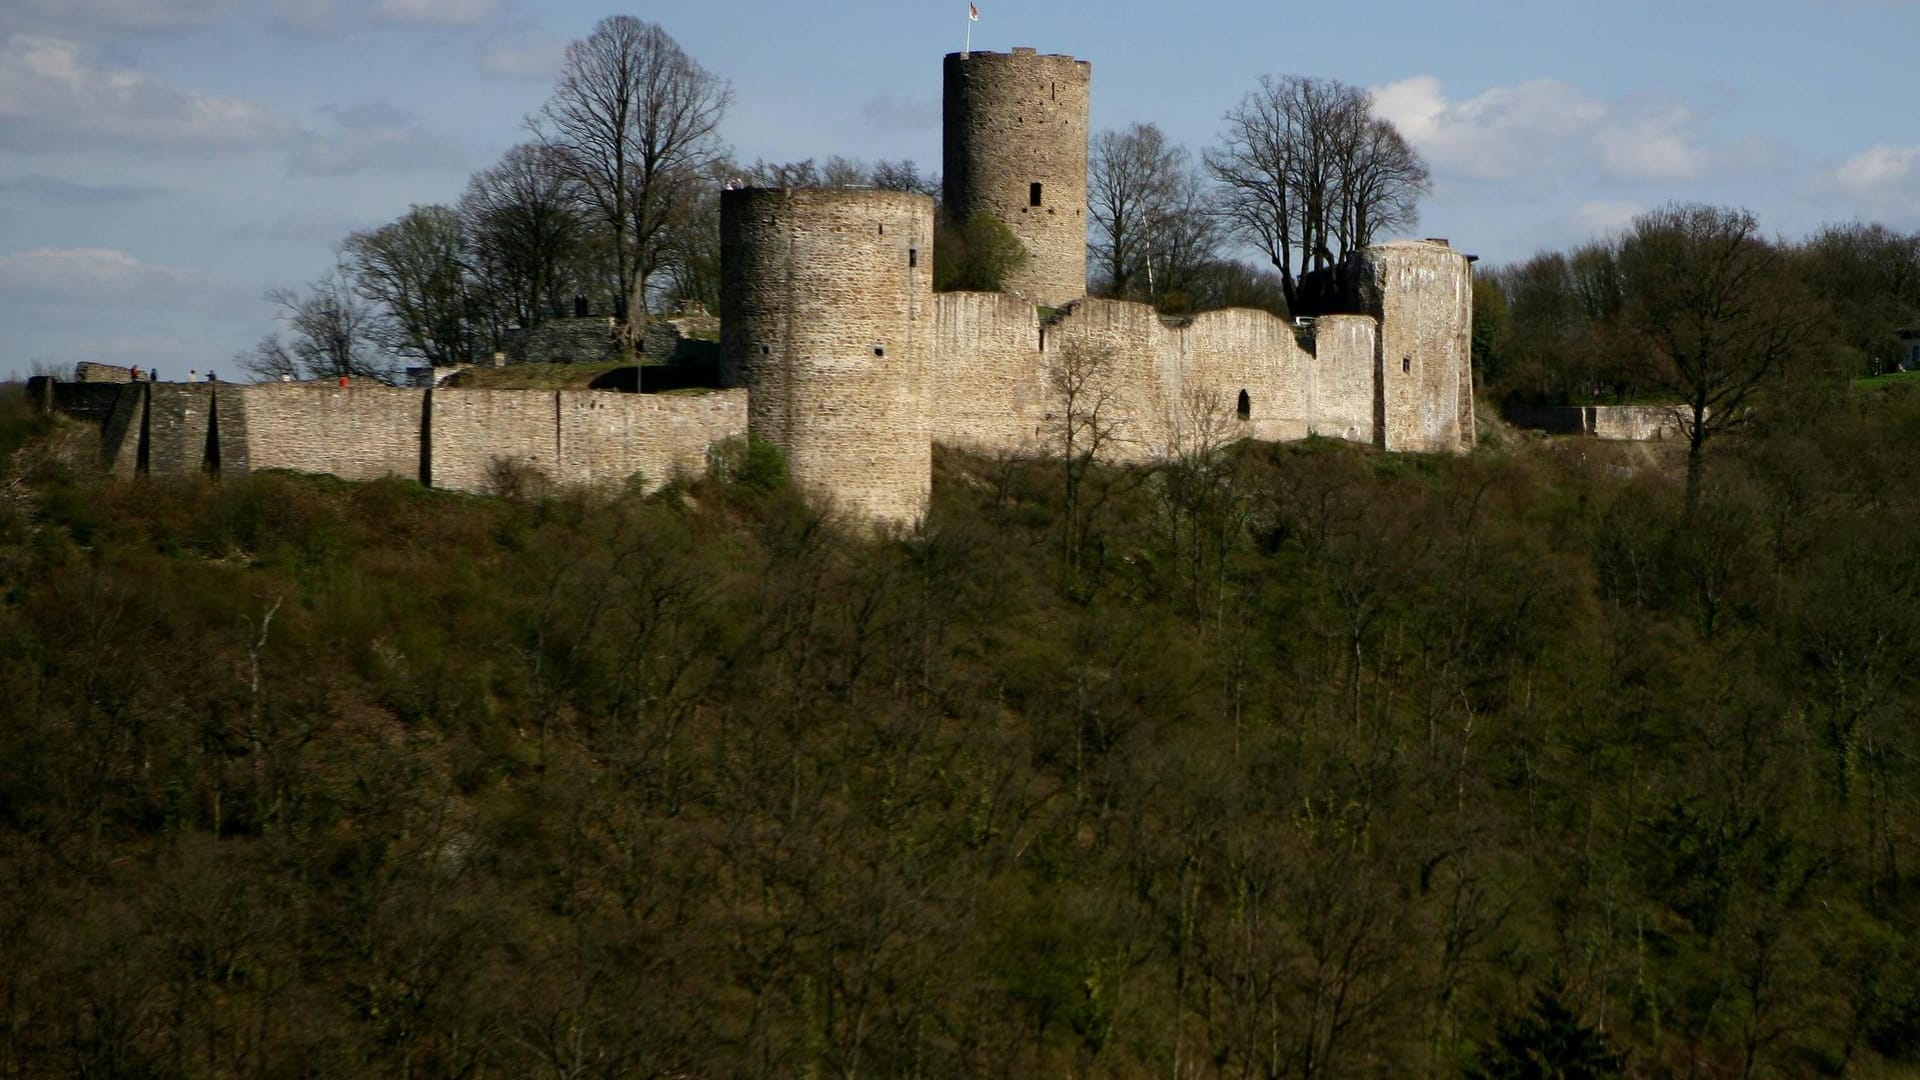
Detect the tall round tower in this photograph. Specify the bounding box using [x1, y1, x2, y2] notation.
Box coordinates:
[719, 187, 934, 524]
[942, 47, 1091, 308]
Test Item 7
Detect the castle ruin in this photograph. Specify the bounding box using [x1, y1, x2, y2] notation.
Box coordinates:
[32, 47, 1474, 525]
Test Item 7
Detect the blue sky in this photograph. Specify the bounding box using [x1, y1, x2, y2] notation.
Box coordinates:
[3, 0, 1918, 378]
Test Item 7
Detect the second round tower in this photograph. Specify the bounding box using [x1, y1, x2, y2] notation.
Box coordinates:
[719, 187, 934, 524]
[942, 47, 1090, 308]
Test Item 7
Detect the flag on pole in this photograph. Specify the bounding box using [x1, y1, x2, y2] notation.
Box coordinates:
[968, 2, 979, 19]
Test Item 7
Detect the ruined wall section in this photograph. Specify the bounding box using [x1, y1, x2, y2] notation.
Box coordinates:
[1358, 240, 1474, 453]
[236, 384, 422, 482]
[554, 389, 746, 492]
[943, 49, 1090, 308]
[1310, 315, 1379, 445]
[1589, 405, 1689, 441]
[932, 291, 1050, 453]
[1162, 308, 1316, 448]
[929, 299, 1384, 462]
[721, 187, 934, 524]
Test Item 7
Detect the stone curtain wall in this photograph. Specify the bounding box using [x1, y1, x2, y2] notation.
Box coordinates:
[42, 383, 746, 497]
[554, 390, 745, 491]
[943, 49, 1091, 308]
[238, 384, 424, 483]
[930, 298, 1387, 465]
[1310, 315, 1381, 445]
[428, 390, 558, 493]
[930, 292, 1052, 453]
[145, 385, 215, 477]
[721, 187, 935, 524]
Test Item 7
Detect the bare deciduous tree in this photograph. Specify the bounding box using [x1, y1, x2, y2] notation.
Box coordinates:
[461, 142, 587, 332]
[240, 267, 388, 382]
[1089, 123, 1187, 300]
[1207, 75, 1429, 312]
[342, 204, 481, 367]
[536, 16, 730, 327]
[868, 158, 938, 197]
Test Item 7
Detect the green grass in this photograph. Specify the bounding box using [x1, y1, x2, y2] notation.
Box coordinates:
[443, 361, 629, 390]
[1851, 369, 1920, 392]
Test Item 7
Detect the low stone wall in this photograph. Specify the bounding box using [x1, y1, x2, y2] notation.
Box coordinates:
[513, 317, 623, 365]
[1504, 403, 1691, 441]
[1589, 404, 1689, 441]
[35, 381, 746, 497]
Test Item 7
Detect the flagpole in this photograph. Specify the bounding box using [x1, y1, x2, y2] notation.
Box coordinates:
[964, 11, 971, 54]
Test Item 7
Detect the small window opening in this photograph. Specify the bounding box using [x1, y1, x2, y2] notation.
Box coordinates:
[873, 345, 885, 357]
[878, 224, 884, 235]
[908, 248, 918, 267]
[1237, 389, 1251, 421]
[1402, 356, 1412, 374]
[761, 344, 771, 355]
[1029, 182, 1043, 207]
[1051, 81, 1057, 101]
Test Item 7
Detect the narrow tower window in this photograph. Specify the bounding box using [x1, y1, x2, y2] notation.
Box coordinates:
[1237, 390, 1251, 421]
[1402, 356, 1412, 374]
[908, 248, 918, 267]
[1029, 182, 1043, 207]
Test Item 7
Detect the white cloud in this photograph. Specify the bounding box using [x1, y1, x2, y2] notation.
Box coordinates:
[0, 0, 237, 36]
[0, 173, 162, 205]
[371, 0, 498, 27]
[1809, 144, 1920, 217]
[479, 37, 566, 81]
[1569, 200, 1645, 237]
[0, 247, 226, 309]
[1371, 76, 1752, 187]
[291, 100, 464, 176]
[271, 0, 338, 34]
[860, 92, 940, 132]
[0, 33, 297, 152]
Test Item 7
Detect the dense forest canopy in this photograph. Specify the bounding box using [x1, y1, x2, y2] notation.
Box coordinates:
[2, 368, 1920, 1075]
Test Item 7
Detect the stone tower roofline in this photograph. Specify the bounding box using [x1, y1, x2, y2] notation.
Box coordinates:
[945, 46, 1090, 68]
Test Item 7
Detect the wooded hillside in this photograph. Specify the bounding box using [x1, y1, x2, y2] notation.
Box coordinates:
[1, 384, 1917, 1078]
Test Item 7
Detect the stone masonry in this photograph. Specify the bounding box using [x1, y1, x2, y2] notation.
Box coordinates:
[943, 48, 1091, 309]
[34, 43, 1476, 527]
[720, 187, 934, 523]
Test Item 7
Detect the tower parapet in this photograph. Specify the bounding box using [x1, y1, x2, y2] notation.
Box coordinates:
[719, 187, 935, 524]
[942, 48, 1091, 308]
